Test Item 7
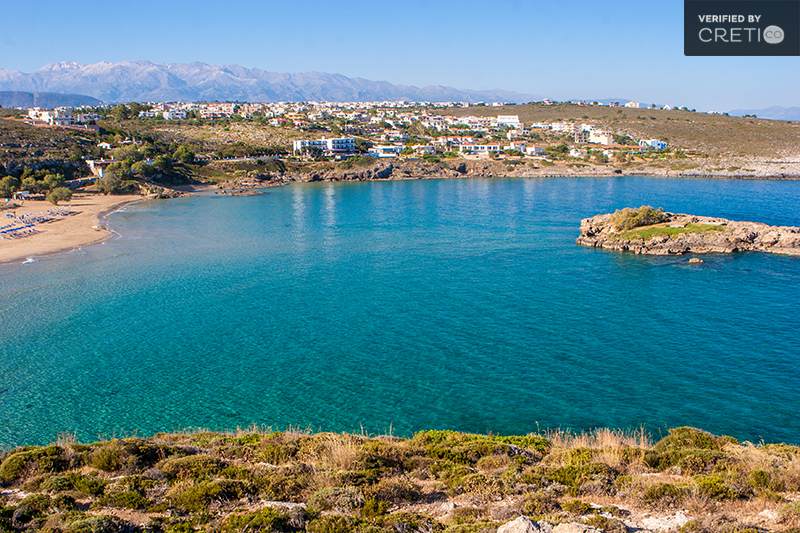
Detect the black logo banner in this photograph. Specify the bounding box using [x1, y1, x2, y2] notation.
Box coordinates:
[685, 0, 800, 55]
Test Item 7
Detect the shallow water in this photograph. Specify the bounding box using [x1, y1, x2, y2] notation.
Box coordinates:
[1, 176, 799, 446]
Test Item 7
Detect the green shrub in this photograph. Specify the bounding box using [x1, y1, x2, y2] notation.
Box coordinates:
[160, 455, 223, 481]
[450, 506, 485, 524]
[50, 494, 76, 511]
[0, 446, 67, 483]
[377, 512, 443, 533]
[99, 490, 149, 509]
[599, 505, 625, 517]
[221, 508, 294, 533]
[90, 444, 122, 472]
[70, 473, 107, 496]
[610, 205, 668, 231]
[693, 475, 737, 501]
[640, 483, 689, 508]
[308, 487, 364, 513]
[644, 448, 729, 474]
[168, 482, 224, 512]
[546, 462, 616, 490]
[257, 443, 299, 465]
[653, 427, 726, 452]
[20, 493, 53, 513]
[520, 491, 559, 516]
[779, 501, 800, 518]
[561, 499, 592, 515]
[748, 469, 770, 489]
[361, 498, 389, 519]
[64, 515, 128, 533]
[308, 515, 359, 533]
[366, 476, 423, 504]
[585, 514, 628, 533]
[41, 475, 73, 492]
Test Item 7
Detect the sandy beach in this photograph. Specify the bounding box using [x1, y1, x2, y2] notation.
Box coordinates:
[0, 193, 143, 264]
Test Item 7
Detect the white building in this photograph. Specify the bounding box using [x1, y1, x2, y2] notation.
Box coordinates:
[163, 109, 187, 120]
[497, 115, 522, 128]
[77, 113, 101, 123]
[459, 143, 500, 155]
[639, 139, 666, 150]
[293, 137, 357, 155]
[525, 145, 544, 156]
[369, 145, 402, 158]
[624, 101, 640, 108]
[27, 108, 74, 126]
[569, 148, 587, 158]
[588, 131, 614, 145]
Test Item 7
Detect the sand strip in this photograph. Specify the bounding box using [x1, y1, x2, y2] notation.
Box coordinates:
[0, 193, 144, 264]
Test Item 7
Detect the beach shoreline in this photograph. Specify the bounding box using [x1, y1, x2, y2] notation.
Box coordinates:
[0, 193, 143, 264]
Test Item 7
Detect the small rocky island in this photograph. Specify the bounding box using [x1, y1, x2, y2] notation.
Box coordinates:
[577, 206, 800, 255]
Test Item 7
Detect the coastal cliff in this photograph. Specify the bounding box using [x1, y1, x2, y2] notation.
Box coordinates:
[577, 208, 800, 255]
[210, 159, 625, 191]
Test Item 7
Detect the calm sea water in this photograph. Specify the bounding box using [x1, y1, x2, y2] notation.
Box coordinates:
[2, 176, 799, 448]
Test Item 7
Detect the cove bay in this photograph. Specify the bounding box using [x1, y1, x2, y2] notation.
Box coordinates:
[2, 176, 799, 447]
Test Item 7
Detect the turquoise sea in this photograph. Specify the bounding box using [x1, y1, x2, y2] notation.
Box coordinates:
[1, 176, 799, 448]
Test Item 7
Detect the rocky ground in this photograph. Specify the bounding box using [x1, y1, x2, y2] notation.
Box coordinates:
[2, 427, 800, 533]
[577, 211, 800, 256]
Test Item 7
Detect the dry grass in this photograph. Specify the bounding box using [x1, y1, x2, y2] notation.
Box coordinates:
[546, 427, 652, 451]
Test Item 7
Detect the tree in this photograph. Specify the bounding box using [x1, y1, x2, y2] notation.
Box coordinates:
[354, 139, 372, 154]
[153, 155, 173, 173]
[47, 187, 72, 205]
[0, 176, 21, 198]
[131, 161, 156, 177]
[111, 104, 131, 121]
[173, 146, 195, 164]
[44, 173, 65, 190]
[97, 172, 123, 195]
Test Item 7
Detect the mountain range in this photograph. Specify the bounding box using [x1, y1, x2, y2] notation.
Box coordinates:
[0, 91, 100, 109]
[729, 106, 800, 121]
[0, 61, 542, 104]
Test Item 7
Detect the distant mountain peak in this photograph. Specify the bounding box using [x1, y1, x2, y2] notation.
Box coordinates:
[0, 61, 543, 104]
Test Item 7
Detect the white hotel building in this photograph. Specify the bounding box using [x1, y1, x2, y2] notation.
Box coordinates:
[293, 137, 357, 155]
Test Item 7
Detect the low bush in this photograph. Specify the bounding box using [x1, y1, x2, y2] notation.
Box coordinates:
[221, 507, 295, 533]
[168, 482, 224, 512]
[561, 499, 592, 515]
[365, 476, 422, 504]
[0, 446, 67, 483]
[694, 475, 737, 501]
[520, 491, 560, 516]
[308, 487, 364, 513]
[159, 455, 223, 481]
[610, 205, 668, 231]
[639, 482, 689, 509]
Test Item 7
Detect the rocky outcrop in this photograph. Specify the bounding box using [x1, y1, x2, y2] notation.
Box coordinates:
[218, 174, 285, 190]
[577, 211, 800, 255]
[281, 159, 625, 183]
[136, 182, 190, 199]
[498, 516, 553, 533]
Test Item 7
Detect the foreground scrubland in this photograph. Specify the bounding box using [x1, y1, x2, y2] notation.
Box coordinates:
[2, 427, 800, 533]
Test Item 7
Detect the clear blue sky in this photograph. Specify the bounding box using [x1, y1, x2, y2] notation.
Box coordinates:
[1, 0, 798, 111]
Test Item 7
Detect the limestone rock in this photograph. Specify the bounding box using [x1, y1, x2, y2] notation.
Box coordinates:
[641, 511, 691, 531]
[552, 523, 602, 533]
[497, 516, 554, 533]
[576, 211, 800, 256]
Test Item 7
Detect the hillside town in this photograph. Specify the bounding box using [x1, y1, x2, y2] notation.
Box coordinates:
[14, 99, 677, 170]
